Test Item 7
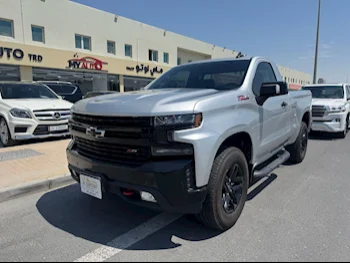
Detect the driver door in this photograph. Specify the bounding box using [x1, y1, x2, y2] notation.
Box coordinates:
[254, 62, 292, 160]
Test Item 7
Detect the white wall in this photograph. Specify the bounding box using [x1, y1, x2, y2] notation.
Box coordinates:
[0, 0, 24, 43]
[278, 66, 312, 86]
[177, 49, 211, 65]
[0, 0, 312, 82]
[0, 0, 239, 64]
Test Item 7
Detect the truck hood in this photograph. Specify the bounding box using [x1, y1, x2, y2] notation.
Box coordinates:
[312, 98, 346, 107]
[2, 99, 73, 111]
[73, 89, 220, 116]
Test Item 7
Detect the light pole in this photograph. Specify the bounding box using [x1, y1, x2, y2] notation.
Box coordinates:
[313, 0, 321, 84]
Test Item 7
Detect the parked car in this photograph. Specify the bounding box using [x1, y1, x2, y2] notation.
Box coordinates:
[67, 57, 312, 230]
[39, 81, 84, 103]
[302, 84, 350, 138]
[0, 82, 73, 147]
[83, 91, 117, 99]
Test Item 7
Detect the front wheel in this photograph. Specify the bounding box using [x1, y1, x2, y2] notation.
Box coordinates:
[286, 122, 308, 164]
[196, 147, 249, 231]
[338, 115, 349, 139]
[0, 118, 16, 147]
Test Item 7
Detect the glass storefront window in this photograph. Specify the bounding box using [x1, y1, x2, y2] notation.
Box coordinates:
[32, 67, 100, 95]
[0, 65, 20, 81]
[33, 67, 121, 94]
[124, 76, 153, 92]
[108, 74, 120, 92]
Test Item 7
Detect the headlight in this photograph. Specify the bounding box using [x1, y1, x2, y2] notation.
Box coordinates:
[154, 113, 202, 128]
[10, 108, 32, 119]
[329, 105, 346, 113]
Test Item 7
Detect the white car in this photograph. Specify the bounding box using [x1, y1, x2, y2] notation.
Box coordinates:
[0, 82, 73, 147]
[302, 84, 350, 138]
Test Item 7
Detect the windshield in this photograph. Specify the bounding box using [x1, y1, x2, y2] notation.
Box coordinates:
[45, 84, 77, 95]
[302, 85, 344, 99]
[0, 83, 59, 99]
[147, 60, 251, 91]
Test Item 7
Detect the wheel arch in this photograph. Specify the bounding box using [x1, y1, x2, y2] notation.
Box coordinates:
[302, 110, 311, 131]
[215, 131, 253, 170]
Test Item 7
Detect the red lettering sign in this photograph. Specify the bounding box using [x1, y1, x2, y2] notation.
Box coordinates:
[67, 56, 108, 71]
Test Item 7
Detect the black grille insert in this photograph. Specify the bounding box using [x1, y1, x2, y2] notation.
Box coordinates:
[72, 113, 152, 127]
[75, 137, 151, 164]
[312, 105, 327, 117]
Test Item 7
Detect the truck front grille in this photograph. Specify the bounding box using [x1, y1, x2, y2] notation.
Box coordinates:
[75, 137, 151, 164]
[312, 105, 327, 117]
[34, 109, 71, 121]
[72, 113, 152, 127]
[71, 113, 154, 164]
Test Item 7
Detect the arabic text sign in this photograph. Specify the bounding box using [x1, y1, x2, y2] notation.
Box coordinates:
[126, 64, 164, 77]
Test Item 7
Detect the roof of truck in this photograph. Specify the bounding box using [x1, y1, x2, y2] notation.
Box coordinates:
[179, 56, 255, 67]
[302, 84, 346, 87]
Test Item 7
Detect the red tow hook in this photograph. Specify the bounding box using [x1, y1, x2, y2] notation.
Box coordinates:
[123, 189, 135, 196]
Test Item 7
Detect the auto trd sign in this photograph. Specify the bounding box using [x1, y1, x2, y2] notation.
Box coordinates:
[67, 55, 108, 72]
[0, 47, 43, 63]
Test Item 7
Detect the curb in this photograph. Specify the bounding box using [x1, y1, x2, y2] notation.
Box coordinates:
[0, 175, 76, 203]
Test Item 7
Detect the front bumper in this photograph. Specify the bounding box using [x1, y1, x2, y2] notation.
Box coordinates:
[311, 112, 347, 133]
[66, 141, 207, 214]
[8, 117, 70, 141]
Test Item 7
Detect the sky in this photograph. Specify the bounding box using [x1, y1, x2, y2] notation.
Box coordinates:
[72, 0, 350, 83]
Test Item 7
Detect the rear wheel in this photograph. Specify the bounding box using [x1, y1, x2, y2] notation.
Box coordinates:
[196, 147, 249, 231]
[0, 118, 15, 147]
[286, 122, 308, 164]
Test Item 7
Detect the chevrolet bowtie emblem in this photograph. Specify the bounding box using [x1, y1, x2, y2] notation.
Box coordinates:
[86, 127, 105, 138]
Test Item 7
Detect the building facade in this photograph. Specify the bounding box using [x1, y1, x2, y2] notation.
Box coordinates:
[0, 0, 311, 94]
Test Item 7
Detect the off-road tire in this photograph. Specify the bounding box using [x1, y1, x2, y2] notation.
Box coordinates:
[286, 122, 308, 164]
[196, 147, 249, 231]
[338, 115, 349, 139]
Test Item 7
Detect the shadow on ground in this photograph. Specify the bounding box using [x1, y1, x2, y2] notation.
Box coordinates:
[0, 136, 70, 149]
[36, 173, 276, 251]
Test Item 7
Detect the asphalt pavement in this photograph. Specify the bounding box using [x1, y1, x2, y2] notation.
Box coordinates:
[1, 132, 350, 262]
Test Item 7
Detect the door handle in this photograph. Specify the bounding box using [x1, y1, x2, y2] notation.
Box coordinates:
[281, 102, 288, 108]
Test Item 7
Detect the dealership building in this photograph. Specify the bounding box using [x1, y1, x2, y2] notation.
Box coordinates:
[0, 0, 312, 94]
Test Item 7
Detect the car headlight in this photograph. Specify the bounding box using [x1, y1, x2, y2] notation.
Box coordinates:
[154, 113, 202, 128]
[10, 108, 32, 119]
[329, 105, 346, 113]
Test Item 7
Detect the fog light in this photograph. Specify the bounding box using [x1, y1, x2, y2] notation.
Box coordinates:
[140, 192, 156, 203]
[151, 147, 193, 156]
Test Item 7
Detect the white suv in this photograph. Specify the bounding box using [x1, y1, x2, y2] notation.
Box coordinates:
[0, 82, 73, 147]
[302, 84, 350, 138]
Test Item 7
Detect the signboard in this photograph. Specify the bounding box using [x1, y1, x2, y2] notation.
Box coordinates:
[67, 54, 108, 72]
[126, 64, 163, 77]
[0, 46, 43, 63]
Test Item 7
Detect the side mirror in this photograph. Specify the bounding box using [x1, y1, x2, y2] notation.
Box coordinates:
[256, 81, 288, 106]
[260, 81, 288, 97]
[58, 96, 63, 100]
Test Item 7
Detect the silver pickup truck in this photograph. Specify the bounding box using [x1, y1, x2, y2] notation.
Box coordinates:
[67, 57, 312, 230]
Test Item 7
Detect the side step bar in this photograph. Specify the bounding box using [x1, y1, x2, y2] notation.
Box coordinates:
[253, 150, 290, 178]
